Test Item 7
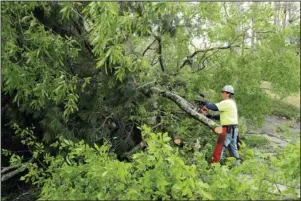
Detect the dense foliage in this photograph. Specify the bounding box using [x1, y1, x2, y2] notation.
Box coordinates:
[1, 2, 300, 200]
[5, 125, 300, 200]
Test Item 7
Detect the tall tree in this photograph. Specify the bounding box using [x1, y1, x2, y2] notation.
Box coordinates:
[2, 2, 300, 159]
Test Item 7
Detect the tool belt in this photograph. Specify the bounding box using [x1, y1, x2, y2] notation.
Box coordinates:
[223, 125, 237, 137]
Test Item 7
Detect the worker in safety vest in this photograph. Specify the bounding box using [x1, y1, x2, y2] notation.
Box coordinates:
[200, 85, 241, 165]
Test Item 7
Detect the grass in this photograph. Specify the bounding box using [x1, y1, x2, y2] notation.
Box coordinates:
[269, 98, 300, 121]
[244, 135, 270, 148]
[260, 81, 300, 120]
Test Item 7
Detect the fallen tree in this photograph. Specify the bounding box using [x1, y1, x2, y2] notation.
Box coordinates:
[3, 87, 221, 178]
[122, 87, 222, 158]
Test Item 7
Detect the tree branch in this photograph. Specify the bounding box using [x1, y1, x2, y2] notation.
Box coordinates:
[1, 164, 20, 174]
[14, 190, 32, 201]
[123, 87, 221, 158]
[142, 39, 157, 56]
[150, 87, 219, 130]
[142, 25, 174, 59]
[154, 34, 165, 72]
[192, 49, 220, 73]
[179, 45, 239, 69]
[1, 158, 34, 182]
[223, 2, 230, 21]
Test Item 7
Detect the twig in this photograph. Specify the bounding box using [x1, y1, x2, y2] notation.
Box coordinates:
[142, 39, 157, 56]
[192, 49, 220, 73]
[14, 190, 31, 201]
[151, 56, 158, 66]
[101, 114, 113, 128]
[150, 87, 219, 130]
[27, 146, 47, 170]
[122, 141, 146, 158]
[142, 25, 174, 58]
[223, 3, 230, 20]
[274, 182, 282, 194]
[179, 45, 239, 69]
[136, 81, 156, 89]
[152, 122, 163, 129]
[94, 114, 113, 134]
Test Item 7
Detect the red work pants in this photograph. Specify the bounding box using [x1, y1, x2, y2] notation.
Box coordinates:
[211, 127, 234, 163]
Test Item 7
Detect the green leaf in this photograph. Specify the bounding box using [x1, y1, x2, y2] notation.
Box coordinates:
[171, 182, 182, 191]
[96, 57, 106, 69]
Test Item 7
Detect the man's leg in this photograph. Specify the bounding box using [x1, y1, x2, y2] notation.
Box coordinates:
[228, 127, 241, 165]
[211, 127, 227, 163]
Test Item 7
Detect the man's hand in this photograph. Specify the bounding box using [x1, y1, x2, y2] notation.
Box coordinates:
[214, 127, 223, 134]
[199, 106, 209, 115]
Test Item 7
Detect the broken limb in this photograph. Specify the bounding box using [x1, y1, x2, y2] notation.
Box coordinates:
[150, 87, 220, 131]
[2, 158, 34, 182]
[123, 87, 222, 158]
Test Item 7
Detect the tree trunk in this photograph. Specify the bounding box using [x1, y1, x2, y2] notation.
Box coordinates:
[150, 87, 219, 130]
[282, 3, 287, 28]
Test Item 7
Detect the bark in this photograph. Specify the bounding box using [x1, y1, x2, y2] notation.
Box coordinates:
[2, 166, 26, 182]
[150, 87, 219, 130]
[1, 158, 34, 182]
[1, 164, 21, 174]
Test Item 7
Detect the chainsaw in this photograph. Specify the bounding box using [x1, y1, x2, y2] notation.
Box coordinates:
[194, 93, 209, 115]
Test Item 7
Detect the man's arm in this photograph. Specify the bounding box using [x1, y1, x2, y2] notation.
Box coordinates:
[201, 101, 219, 111]
[205, 103, 219, 111]
[207, 114, 220, 120]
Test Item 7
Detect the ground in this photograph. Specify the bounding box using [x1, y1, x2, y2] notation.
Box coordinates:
[244, 85, 300, 197]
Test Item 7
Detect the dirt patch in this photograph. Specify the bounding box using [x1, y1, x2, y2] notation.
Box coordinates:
[285, 95, 300, 108]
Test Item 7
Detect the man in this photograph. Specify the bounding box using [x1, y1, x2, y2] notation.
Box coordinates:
[201, 85, 241, 165]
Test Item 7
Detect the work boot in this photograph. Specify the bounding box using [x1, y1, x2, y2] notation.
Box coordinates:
[234, 158, 243, 166]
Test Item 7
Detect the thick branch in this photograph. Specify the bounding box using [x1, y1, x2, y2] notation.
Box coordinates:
[2, 166, 26, 182]
[1, 158, 34, 182]
[1, 164, 20, 174]
[150, 87, 219, 130]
